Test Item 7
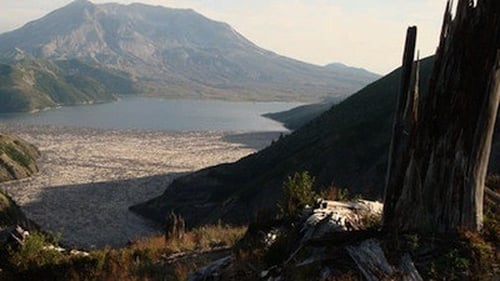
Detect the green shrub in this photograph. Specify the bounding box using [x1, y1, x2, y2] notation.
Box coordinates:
[279, 171, 316, 218]
[8, 232, 65, 272]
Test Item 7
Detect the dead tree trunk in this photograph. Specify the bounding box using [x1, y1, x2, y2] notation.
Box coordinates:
[383, 0, 500, 233]
[383, 26, 418, 228]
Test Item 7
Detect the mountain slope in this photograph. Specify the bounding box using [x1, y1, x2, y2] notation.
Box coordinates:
[264, 64, 380, 130]
[263, 100, 339, 130]
[0, 191, 34, 229]
[0, 57, 135, 113]
[130, 57, 443, 226]
[325, 62, 380, 82]
[0, 134, 40, 228]
[0, 0, 377, 103]
[0, 134, 39, 182]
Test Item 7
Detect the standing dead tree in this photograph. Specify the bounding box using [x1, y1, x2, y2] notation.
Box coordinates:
[383, 0, 500, 233]
[165, 211, 185, 243]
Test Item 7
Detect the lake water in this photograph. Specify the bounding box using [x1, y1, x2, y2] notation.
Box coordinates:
[0, 98, 302, 131]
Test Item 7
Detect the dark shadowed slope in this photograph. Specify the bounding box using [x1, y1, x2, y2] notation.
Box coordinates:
[131, 57, 440, 227]
[134, 55, 500, 227]
[263, 100, 339, 130]
[264, 63, 381, 130]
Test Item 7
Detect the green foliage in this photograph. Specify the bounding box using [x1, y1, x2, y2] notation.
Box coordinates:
[1, 144, 32, 168]
[428, 248, 471, 280]
[7, 232, 65, 272]
[0, 58, 134, 113]
[393, 230, 498, 281]
[279, 171, 316, 218]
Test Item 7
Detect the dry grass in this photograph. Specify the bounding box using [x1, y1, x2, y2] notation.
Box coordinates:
[132, 224, 246, 255]
[1, 224, 247, 281]
[319, 185, 350, 201]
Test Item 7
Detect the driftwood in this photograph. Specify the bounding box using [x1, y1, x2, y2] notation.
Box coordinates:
[301, 199, 383, 243]
[346, 239, 423, 281]
[281, 199, 383, 267]
[162, 246, 231, 265]
[485, 186, 500, 204]
[383, 0, 500, 232]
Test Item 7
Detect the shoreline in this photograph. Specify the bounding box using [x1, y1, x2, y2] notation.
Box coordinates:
[0, 124, 281, 249]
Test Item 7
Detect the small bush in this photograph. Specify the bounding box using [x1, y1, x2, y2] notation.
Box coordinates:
[8, 232, 65, 271]
[279, 171, 316, 218]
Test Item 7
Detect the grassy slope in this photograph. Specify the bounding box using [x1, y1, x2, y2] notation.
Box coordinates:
[0, 224, 246, 281]
[0, 134, 40, 229]
[0, 134, 39, 182]
[0, 58, 135, 113]
[130, 56, 440, 226]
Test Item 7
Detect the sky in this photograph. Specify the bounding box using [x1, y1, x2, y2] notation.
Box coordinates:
[0, 0, 448, 74]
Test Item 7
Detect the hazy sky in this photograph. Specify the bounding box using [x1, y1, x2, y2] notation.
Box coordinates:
[0, 0, 448, 74]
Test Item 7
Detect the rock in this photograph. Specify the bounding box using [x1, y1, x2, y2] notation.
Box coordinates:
[43, 244, 66, 253]
[70, 249, 90, 257]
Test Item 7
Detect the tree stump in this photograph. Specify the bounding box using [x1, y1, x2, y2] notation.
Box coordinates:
[383, 0, 500, 233]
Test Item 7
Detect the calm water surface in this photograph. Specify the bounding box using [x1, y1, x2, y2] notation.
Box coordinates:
[0, 98, 302, 131]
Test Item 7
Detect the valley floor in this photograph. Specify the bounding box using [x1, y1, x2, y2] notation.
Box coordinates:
[0, 124, 280, 249]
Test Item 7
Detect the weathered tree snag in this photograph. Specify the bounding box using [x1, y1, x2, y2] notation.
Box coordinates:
[383, 0, 500, 233]
[165, 211, 185, 242]
[383, 26, 418, 229]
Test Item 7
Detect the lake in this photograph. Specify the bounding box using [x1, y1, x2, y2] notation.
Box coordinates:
[0, 98, 302, 131]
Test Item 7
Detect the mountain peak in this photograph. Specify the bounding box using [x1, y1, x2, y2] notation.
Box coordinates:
[325, 62, 380, 80]
[0, 2, 378, 105]
[72, 0, 92, 4]
[67, 0, 94, 8]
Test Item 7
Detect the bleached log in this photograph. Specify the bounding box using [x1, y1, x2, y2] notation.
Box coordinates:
[346, 239, 423, 281]
[301, 199, 382, 243]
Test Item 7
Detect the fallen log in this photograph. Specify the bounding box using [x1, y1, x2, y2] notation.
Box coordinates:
[346, 239, 423, 281]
